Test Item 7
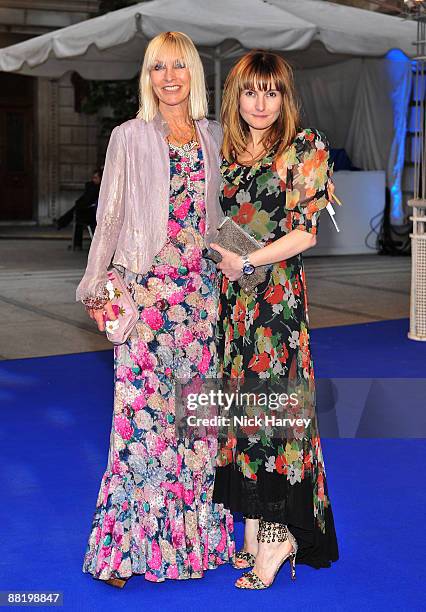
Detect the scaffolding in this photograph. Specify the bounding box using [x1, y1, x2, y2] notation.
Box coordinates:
[407, 1, 426, 340]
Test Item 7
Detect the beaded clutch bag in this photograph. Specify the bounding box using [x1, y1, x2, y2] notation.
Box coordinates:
[103, 268, 139, 345]
[207, 217, 269, 293]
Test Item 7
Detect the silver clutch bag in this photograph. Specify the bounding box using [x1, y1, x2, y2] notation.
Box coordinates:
[207, 217, 270, 293]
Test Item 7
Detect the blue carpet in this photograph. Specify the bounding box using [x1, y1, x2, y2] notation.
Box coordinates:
[311, 317, 424, 377]
[0, 319, 424, 611]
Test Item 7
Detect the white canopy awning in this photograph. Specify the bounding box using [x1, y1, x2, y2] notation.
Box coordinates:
[0, 0, 413, 224]
[268, 0, 417, 58]
[0, 0, 418, 81]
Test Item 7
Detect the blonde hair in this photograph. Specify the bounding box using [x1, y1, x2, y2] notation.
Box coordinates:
[221, 50, 300, 163]
[137, 31, 208, 122]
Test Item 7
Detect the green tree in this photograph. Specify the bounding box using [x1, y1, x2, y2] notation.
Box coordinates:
[81, 0, 143, 131]
[98, 0, 140, 15]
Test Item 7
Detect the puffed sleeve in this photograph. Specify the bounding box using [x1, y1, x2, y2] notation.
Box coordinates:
[75, 125, 126, 302]
[285, 128, 334, 235]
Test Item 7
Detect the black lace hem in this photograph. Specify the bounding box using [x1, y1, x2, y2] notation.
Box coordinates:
[213, 464, 339, 569]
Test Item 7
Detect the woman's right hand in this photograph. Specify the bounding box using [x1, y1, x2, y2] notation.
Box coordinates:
[85, 300, 116, 332]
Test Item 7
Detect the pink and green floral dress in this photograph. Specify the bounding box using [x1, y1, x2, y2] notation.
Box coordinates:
[82, 142, 234, 582]
[212, 128, 339, 569]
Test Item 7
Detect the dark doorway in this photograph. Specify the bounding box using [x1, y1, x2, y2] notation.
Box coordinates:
[0, 73, 34, 220]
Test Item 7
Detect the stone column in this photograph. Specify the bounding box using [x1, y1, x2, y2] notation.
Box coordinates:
[36, 77, 59, 225]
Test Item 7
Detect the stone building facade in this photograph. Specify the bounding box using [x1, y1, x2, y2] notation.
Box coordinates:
[0, 1, 100, 224]
[0, 0, 411, 224]
[328, 0, 402, 15]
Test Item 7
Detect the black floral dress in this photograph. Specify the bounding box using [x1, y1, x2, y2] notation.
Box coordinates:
[212, 128, 339, 569]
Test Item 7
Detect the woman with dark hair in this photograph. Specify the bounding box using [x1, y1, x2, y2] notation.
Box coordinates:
[211, 50, 339, 589]
[56, 168, 103, 249]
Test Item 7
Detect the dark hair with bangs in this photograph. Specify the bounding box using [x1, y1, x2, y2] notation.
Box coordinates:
[221, 50, 300, 163]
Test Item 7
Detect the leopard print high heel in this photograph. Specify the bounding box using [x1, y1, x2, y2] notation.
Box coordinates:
[232, 550, 256, 569]
[235, 520, 298, 590]
[232, 514, 260, 569]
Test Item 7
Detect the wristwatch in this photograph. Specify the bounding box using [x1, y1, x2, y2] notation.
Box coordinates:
[241, 254, 255, 275]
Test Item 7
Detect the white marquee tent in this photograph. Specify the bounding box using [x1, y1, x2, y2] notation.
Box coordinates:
[0, 0, 417, 80]
[0, 0, 419, 225]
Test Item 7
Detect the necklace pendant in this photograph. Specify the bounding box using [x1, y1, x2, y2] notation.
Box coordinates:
[187, 140, 198, 153]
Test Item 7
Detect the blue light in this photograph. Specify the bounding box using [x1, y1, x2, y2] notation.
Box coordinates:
[386, 49, 409, 62]
[391, 184, 402, 218]
[385, 50, 412, 223]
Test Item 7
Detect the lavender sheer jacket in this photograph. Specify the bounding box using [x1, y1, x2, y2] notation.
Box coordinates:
[75, 113, 224, 301]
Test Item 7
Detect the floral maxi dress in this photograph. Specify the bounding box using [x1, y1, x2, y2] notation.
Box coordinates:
[82, 142, 235, 582]
[212, 128, 339, 569]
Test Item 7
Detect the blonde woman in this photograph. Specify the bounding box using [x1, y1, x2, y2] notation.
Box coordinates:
[211, 50, 339, 589]
[76, 32, 234, 586]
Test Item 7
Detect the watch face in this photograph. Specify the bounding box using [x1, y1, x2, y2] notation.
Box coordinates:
[243, 263, 255, 275]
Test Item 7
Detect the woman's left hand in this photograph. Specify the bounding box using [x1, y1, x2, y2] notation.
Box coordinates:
[210, 243, 244, 281]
